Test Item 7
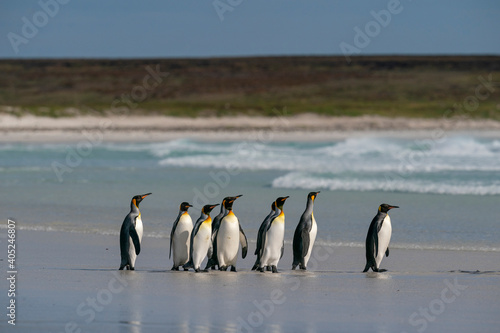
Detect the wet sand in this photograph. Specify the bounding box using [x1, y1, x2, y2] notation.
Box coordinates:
[2, 229, 499, 333]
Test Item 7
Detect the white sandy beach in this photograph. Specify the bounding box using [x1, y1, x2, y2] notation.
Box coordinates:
[1, 114, 500, 142]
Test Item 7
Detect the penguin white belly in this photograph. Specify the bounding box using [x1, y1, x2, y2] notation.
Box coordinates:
[303, 217, 317, 267]
[261, 216, 285, 267]
[192, 223, 212, 270]
[173, 215, 193, 266]
[375, 215, 392, 268]
[217, 213, 240, 267]
[129, 215, 143, 267]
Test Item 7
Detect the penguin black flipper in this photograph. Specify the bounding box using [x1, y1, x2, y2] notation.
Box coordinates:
[280, 241, 285, 259]
[239, 223, 248, 259]
[363, 212, 385, 272]
[385, 247, 389, 257]
[190, 218, 204, 261]
[252, 217, 268, 270]
[252, 222, 267, 270]
[292, 224, 303, 268]
[129, 222, 141, 255]
[119, 216, 133, 266]
[300, 228, 311, 258]
[255, 223, 264, 256]
[255, 218, 269, 256]
[208, 228, 219, 267]
[169, 212, 182, 259]
[292, 206, 313, 268]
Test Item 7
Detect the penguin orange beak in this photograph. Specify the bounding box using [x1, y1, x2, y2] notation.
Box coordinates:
[388, 205, 399, 210]
[141, 193, 152, 199]
[236, 194, 243, 198]
[210, 204, 220, 209]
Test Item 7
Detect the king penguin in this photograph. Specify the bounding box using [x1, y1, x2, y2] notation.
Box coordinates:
[185, 204, 219, 272]
[119, 193, 152, 270]
[169, 202, 193, 271]
[204, 196, 237, 270]
[257, 196, 289, 273]
[215, 195, 248, 271]
[252, 200, 277, 271]
[363, 203, 399, 272]
[292, 191, 320, 270]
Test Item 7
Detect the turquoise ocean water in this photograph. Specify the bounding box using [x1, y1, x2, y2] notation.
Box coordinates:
[1, 135, 499, 252]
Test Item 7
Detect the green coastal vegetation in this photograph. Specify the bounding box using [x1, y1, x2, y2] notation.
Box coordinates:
[0, 56, 498, 119]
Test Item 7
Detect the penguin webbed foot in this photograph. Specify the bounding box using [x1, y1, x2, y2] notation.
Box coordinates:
[230, 266, 237, 272]
[119, 263, 130, 270]
[266, 266, 272, 271]
[363, 263, 375, 273]
[368, 266, 387, 273]
[291, 265, 297, 270]
[219, 266, 228, 271]
[271, 265, 279, 273]
[258, 267, 265, 273]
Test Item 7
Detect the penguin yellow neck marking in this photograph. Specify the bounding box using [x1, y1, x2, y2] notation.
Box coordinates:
[227, 210, 235, 216]
[203, 216, 212, 224]
[133, 198, 138, 208]
[182, 212, 189, 216]
[273, 211, 285, 224]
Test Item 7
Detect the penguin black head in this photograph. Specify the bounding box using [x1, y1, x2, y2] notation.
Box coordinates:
[308, 191, 320, 202]
[179, 202, 193, 212]
[132, 193, 152, 208]
[276, 196, 289, 209]
[202, 204, 219, 215]
[379, 203, 399, 213]
[223, 195, 242, 210]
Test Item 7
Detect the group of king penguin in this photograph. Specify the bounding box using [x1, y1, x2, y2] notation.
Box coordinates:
[119, 192, 399, 273]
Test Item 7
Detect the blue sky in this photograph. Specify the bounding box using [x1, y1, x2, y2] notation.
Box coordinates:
[1, 0, 499, 58]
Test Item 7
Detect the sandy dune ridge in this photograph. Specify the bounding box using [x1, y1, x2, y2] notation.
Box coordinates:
[1, 114, 500, 142]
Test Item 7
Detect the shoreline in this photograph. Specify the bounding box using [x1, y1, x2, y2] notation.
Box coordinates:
[1, 114, 500, 143]
[5, 229, 500, 332]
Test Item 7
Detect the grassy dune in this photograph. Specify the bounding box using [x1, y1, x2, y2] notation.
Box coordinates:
[0, 56, 499, 119]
